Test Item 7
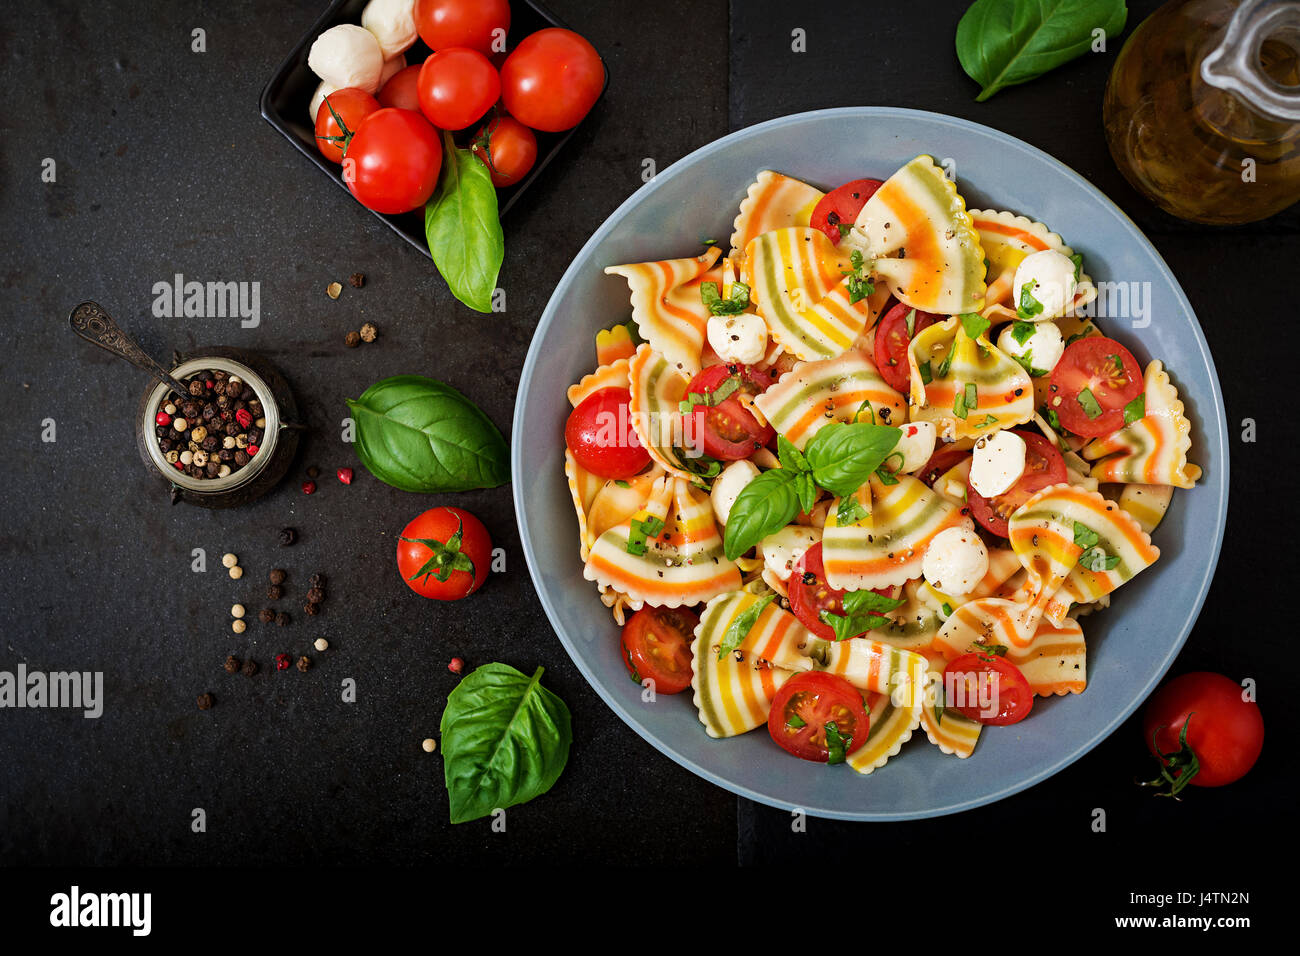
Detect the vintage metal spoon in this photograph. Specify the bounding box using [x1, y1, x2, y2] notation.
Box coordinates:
[68, 301, 194, 399]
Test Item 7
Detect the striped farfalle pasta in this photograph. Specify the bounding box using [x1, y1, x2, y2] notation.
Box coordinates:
[867, 579, 946, 652]
[696, 590, 818, 673]
[605, 246, 721, 374]
[1083, 361, 1202, 489]
[583, 465, 666, 554]
[933, 605, 1087, 696]
[968, 209, 1097, 316]
[595, 322, 640, 367]
[627, 344, 698, 481]
[807, 636, 927, 701]
[745, 228, 874, 360]
[908, 317, 1034, 440]
[1118, 484, 1174, 534]
[821, 473, 973, 591]
[565, 449, 605, 561]
[567, 357, 631, 408]
[918, 653, 983, 757]
[924, 546, 1022, 608]
[584, 475, 741, 608]
[1007, 491, 1086, 625]
[728, 170, 825, 265]
[691, 646, 794, 738]
[848, 155, 987, 314]
[753, 351, 906, 450]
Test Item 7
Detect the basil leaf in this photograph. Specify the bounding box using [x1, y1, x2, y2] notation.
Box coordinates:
[1072, 521, 1100, 550]
[1077, 387, 1104, 419]
[701, 281, 750, 316]
[843, 589, 906, 616]
[424, 132, 504, 313]
[972, 641, 1009, 657]
[919, 360, 933, 385]
[941, 602, 953, 616]
[1070, 252, 1084, 282]
[1018, 282, 1044, 319]
[803, 422, 901, 499]
[934, 337, 958, 379]
[960, 312, 990, 341]
[1124, 393, 1146, 425]
[904, 308, 917, 337]
[777, 434, 809, 473]
[723, 469, 800, 560]
[956, 0, 1129, 102]
[836, 494, 868, 526]
[821, 588, 905, 640]
[1012, 352, 1049, 377]
[1010, 319, 1037, 345]
[440, 663, 572, 824]
[625, 514, 665, 557]
[1079, 547, 1121, 572]
[796, 471, 818, 515]
[824, 721, 849, 765]
[717, 594, 776, 660]
[347, 375, 508, 493]
[786, 713, 807, 729]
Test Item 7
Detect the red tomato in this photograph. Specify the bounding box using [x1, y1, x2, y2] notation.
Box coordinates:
[809, 178, 883, 243]
[966, 430, 1066, 537]
[377, 63, 423, 111]
[1049, 336, 1144, 438]
[344, 108, 442, 214]
[500, 28, 604, 132]
[873, 300, 939, 393]
[788, 543, 894, 641]
[471, 114, 538, 187]
[415, 0, 510, 55]
[396, 506, 491, 600]
[681, 363, 774, 462]
[768, 672, 870, 763]
[565, 387, 650, 479]
[418, 48, 501, 131]
[943, 652, 1034, 725]
[917, 442, 969, 488]
[314, 88, 380, 164]
[1143, 672, 1264, 793]
[620, 606, 697, 695]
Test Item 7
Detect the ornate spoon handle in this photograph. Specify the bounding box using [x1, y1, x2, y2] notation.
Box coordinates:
[68, 301, 192, 397]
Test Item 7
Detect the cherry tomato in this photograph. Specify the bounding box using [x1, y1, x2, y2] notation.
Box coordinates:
[916, 443, 969, 488]
[418, 48, 501, 131]
[377, 63, 423, 111]
[620, 606, 697, 695]
[500, 28, 604, 132]
[1049, 336, 1144, 438]
[471, 114, 538, 187]
[788, 543, 894, 641]
[344, 107, 442, 214]
[314, 88, 380, 164]
[396, 506, 491, 600]
[966, 430, 1066, 537]
[873, 300, 939, 393]
[565, 387, 651, 479]
[809, 178, 883, 243]
[943, 652, 1034, 725]
[414, 0, 510, 56]
[681, 363, 775, 462]
[1143, 672, 1264, 793]
[768, 672, 870, 763]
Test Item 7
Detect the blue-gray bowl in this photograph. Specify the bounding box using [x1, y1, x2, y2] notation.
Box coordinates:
[512, 107, 1228, 820]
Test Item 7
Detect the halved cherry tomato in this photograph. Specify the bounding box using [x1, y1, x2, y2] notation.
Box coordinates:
[943, 651, 1034, 725]
[966, 429, 1065, 537]
[809, 178, 883, 243]
[418, 47, 501, 131]
[768, 672, 870, 762]
[314, 88, 380, 164]
[415, 0, 510, 56]
[681, 363, 774, 462]
[565, 387, 650, 479]
[873, 300, 939, 393]
[917, 443, 970, 488]
[345, 107, 442, 213]
[1143, 672, 1264, 793]
[621, 606, 697, 695]
[471, 114, 538, 187]
[1049, 336, 1144, 438]
[788, 543, 894, 641]
[377, 63, 423, 111]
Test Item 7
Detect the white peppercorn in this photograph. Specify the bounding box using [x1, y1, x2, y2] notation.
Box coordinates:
[231, 604, 246, 619]
[232, 619, 246, 634]
[228, 565, 243, 580]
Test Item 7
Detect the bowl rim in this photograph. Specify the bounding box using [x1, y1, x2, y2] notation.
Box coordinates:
[511, 106, 1230, 820]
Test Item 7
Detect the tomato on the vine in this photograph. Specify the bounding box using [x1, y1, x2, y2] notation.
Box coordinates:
[1142, 672, 1264, 795]
[500, 28, 604, 132]
[314, 88, 380, 164]
[415, 0, 510, 56]
[471, 114, 538, 187]
[565, 387, 650, 479]
[396, 507, 491, 601]
[768, 672, 870, 763]
[418, 47, 501, 131]
[344, 107, 442, 214]
[620, 606, 697, 695]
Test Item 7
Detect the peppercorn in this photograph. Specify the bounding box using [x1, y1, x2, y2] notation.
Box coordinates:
[234, 450, 249, 466]
[302, 480, 316, 494]
[349, 272, 365, 288]
[278, 527, 297, 546]
[197, 692, 214, 710]
[309, 572, 326, 588]
[296, 656, 311, 672]
[448, 657, 464, 674]
[241, 658, 259, 677]
[189, 380, 204, 396]
[303, 602, 319, 616]
[222, 553, 239, 568]
[275, 653, 292, 671]
[359, 322, 377, 343]
[224, 655, 241, 674]
[228, 565, 243, 580]
[314, 638, 329, 652]
[337, 467, 353, 485]
[306, 466, 320, 479]
[275, 611, 290, 627]
[231, 619, 246, 634]
[327, 281, 342, 299]
[259, 608, 275, 624]
[267, 585, 283, 601]
[269, 568, 286, 585]
[345, 330, 361, 348]
[306, 587, 325, 604]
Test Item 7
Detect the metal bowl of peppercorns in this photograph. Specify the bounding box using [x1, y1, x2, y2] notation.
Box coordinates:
[138, 349, 301, 507]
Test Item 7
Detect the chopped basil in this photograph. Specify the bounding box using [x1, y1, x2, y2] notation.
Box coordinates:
[1073, 521, 1100, 550]
[843, 250, 874, 304]
[716, 594, 776, 661]
[1012, 352, 1049, 377]
[1070, 253, 1083, 282]
[976, 414, 999, 428]
[1079, 547, 1121, 573]
[919, 360, 933, 385]
[960, 312, 990, 341]
[874, 464, 900, 486]
[700, 281, 750, 316]
[675, 447, 722, 480]
[941, 602, 953, 616]
[904, 308, 917, 337]
[1018, 282, 1044, 319]
[786, 713, 807, 729]
[820, 588, 906, 641]
[1041, 404, 1064, 433]
[972, 641, 1008, 657]
[824, 721, 850, 765]
[1064, 327, 1095, 347]
[625, 514, 665, 556]
[1123, 393, 1146, 425]
[1010, 319, 1037, 346]
[614, 479, 631, 488]
[836, 494, 868, 526]
[953, 390, 969, 419]
[855, 399, 875, 424]
[934, 338, 958, 379]
[677, 375, 740, 414]
[964, 382, 977, 408]
[837, 223, 852, 239]
[1076, 387, 1104, 420]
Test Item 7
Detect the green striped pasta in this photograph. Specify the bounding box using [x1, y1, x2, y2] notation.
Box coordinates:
[1083, 361, 1202, 489]
[918, 657, 983, 758]
[628, 344, 697, 481]
[1118, 484, 1174, 534]
[753, 351, 906, 451]
[691, 600, 796, 738]
[605, 246, 721, 373]
[695, 590, 817, 673]
[847, 677, 926, 775]
[908, 317, 1034, 440]
[728, 170, 825, 264]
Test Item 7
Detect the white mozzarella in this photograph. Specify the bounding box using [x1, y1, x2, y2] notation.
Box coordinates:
[308, 24, 385, 93]
[997, 319, 1065, 374]
[361, 0, 419, 59]
[922, 527, 989, 595]
[889, 421, 936, 474]
[710, 460, 760, 526]
[969, 430, 1027, 498]
[1012, 249, 1077, 321]
[308, 80, 339, 123]
[707, 313, 768, 365]
[759, 525, 822, 582]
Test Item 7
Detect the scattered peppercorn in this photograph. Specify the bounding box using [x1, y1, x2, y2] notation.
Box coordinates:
[278, 527, 297, 546]
[232, 619, 247, 634]
[221, 553, 238, 568]
[309, 572, 326, 588]
[448, 657, 464, 674]
[302, 480, 317, 495]
[314, 638, 329, 652]
[275, 612, 290, 627]
[269, 568, 287, 585]
[349, 272, 365, 288]
[242, 658, 259, 677]
[306, 587, 325, 604]
[197, 692, 214, 710]
[327, 281, 342, 299]
[296, 656, 311, 672]
[259, 608, 275, 624]
[228, 565, 244, 580]
[306, 465, 320, 479]
[231, 604, 245, 619]
[267, 585, 283, 601]
[345, 330, 361, 348]
[224, 655, 241, 674]
[275, 653, 291, 671]
[303, 602, 319, 616]
[359, 322, 378, 343]
[422, 738, 437, 753]
[337, 467, 353, 485]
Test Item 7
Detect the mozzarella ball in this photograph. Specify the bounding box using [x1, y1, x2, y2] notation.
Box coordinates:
[711, 460, 760, 525]
[922, 527, 989, 595]
[890, 421, 936, 474]
[308, 81, 339, 122]
[308, 24, 385, 93]
[759, 526, 822, 582]
[1013, 250, 1077, 321]
[998, 320, 1064, 374]
[969, 430, 1027, 498]
[379, 53, 406, 87]
[707, 313, 768, 365]
[361, 0, 419, 59]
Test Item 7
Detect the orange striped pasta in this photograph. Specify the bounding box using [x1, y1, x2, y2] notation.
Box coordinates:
[594, 323, 639, 367]
[1083, 361, 1202, 489]
[605, 246, 721, 373]
[753, 351, 906, 451]
[847, 675, 926, 775]
[567, 357, 631, 408]
[918, 654, 983, 757]
[728, 170, 825, 265]
[627, 344, 697, 481]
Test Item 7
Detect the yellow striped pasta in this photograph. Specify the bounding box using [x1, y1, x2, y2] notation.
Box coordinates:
[728, 170, 825, 264]
[753, 351, 907, 451]
[1118, 483, 1174, 534]
[918, 655, 983, 757]
[628, 344, 697, 481]
[605, 246, 721, 373]
[695, 590, 817, 673]
[1083, 361, 1202, 489]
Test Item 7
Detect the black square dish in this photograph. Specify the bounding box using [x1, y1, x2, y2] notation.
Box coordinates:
[260, 0, 608, 257]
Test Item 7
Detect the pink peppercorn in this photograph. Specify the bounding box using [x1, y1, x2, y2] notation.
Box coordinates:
[156, 411, 172, 427]
[337, 467, 353, 485]
[246, 444, 259, 457]
[302, 480, 317, 495]
[448, 657, 464, 674]
[275, 653, 291, 671]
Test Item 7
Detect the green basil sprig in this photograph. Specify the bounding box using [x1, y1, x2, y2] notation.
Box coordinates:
[440, 663, 572, 824]
[820, 588, 907, 641]
[346, 375, 508, 493]
[722, 469, 801, 561]
[424, 131, 505, 313]
[803, 422, 901, 499]
[956, 0, 1129, 102]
